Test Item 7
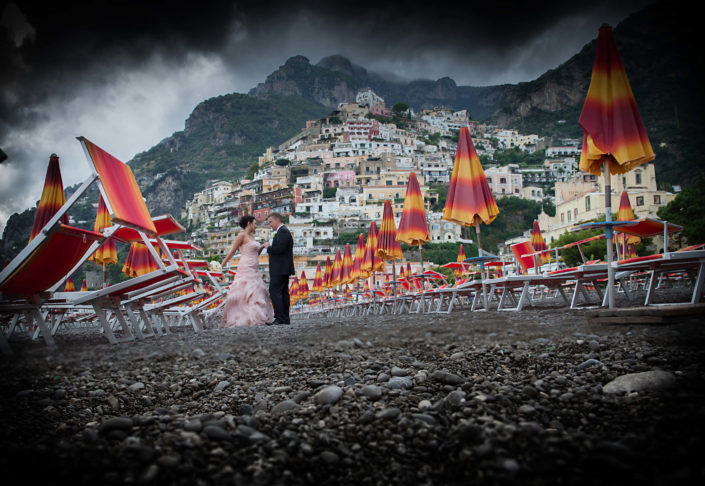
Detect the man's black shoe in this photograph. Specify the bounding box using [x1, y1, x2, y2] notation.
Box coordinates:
[266, 320, 279, 326]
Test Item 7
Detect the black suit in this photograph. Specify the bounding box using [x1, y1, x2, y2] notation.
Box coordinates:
[267, 225, 295, 323]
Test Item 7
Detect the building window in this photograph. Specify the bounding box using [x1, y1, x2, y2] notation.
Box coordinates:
[567, 211, 572, 222]
[636, 196, 644, 206]
[654, 195, 661, 204]
[487, 178, 492, 183]
[386, 180, 392, 185]
[635, 172, 642, 185]
[585, 197, 591, 211]
[574, 208, 578, 219]
[561, 213, 565, 224]
[500, 178, 506, 184]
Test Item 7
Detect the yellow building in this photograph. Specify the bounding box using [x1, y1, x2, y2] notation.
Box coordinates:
[539, 163, 675, 246]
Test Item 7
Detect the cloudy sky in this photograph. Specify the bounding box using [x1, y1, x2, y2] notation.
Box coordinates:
[0, 0, 653, 231]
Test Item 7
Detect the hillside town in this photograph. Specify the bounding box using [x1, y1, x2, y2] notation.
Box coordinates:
[182, 88, 676, 274]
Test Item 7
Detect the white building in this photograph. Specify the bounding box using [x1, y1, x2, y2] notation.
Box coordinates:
[485, 165, 524, 197]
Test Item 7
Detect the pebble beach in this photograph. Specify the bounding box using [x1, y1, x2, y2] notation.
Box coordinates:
[2, 294, 704, 485]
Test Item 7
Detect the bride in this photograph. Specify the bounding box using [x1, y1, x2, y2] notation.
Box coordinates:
[220, 215, 274, 327]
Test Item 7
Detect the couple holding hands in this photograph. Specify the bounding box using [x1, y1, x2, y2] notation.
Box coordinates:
[220, 212, 295, 327]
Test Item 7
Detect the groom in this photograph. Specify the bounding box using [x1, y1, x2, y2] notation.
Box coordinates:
[263, 212, 294, 325]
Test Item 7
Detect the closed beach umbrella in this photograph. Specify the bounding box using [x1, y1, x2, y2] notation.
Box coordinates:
[29, 154, 69, 242]
[299, 270, 309, 300]
[80, 279, 87, 292]
[290, 276, 299, 305]
[331, 249, 343, 287]
[579, 24, 654, 307]
[351, 234, 366, 281]
[341, 243, 353, 285]
[64, 279, 75, 292]
[361, 221, 385, 275]
[530, 220, 549, 265]
[312, 262, 324, 292]
[323, 256, 333, 289]
[443, 126, 499, 308]
[397, 172, 430, 290]
[377, 200, 404, 298]
[123, 242, 159, 277]
[455, 244, 467, 279]
[89, 195, 118, 286]
[616, 191, 640, 257]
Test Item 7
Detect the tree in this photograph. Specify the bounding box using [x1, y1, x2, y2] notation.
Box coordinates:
[323, 187, 337, 199]
[392, 102, 410, 113]
[657, 173, 705, 246]
[246, 161, 259, 179]
[275, 158, 291, 166]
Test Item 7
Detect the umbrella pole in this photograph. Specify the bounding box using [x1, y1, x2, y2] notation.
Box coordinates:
[418, 242, 425, 291]
[102, 263, 106, 288]
[603, 160, 616, 309]
[475, 219, 489, 310]
[392, 261, 397, 314]
[372, 271, 376, 314]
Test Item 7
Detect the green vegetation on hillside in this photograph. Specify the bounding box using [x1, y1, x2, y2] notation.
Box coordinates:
[658, 174, 705, 246]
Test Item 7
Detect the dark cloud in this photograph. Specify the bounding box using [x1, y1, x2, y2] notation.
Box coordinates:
[0, 0, 655, 230]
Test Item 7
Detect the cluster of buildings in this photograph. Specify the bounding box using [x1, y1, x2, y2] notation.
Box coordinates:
[182, 88, 677, 274]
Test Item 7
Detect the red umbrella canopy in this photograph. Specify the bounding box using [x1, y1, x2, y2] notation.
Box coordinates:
[80, 279, 88, 292]
[616, 191, 640, 246]
[396, 173, 430, 246]
[455, 244, 467, 278]
[64, 279, 75, 292]
[579, 25, 654, 176]
[299, 270, 309, 299]
[323, 256, 333, 289]
[290, 276, 299, 304]
[361, 221, 385, 273]
[29, 154, 69, 242]
[530, 220, 550, 264]
[341, 243, 353, 284]
[312, 262, 324, 292]
[331, 249, 343, 287]
[123, 242, 159, 277]
[377, 200, 404, 261]
[89, 195, 118, 265]
[443, 127, 499, 227]
[351, 234, 366, 281]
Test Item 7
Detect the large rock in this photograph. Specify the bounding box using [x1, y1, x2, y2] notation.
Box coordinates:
[314, 385, 343, 405]
[603, 370, 677, 394]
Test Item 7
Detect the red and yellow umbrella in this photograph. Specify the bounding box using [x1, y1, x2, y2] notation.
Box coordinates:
[350, 234, 366, 281]
[443, 126, 499, 308]
[323, 256, 333, 289]
[312, 262, 324, 292]
[378, 200, 404, 261]
[397, 173, 429, 246]
[530, 220, 550, 264]
[123, 242, 159, 277]
[578, 24, 653, 308]
[331, 249, 343, 287]
[361, 221, 385, 274]
[299, 270, 310, 300]
[89, 195, 118, 266]
[579, 26, 654, 177]
[29, 154, 69, 242]
[80, 279, 88, 292]
[290, 276, 299, 305]
[341, 243, 353, 285]
[455, 244, 467, 278]
[64, 279, 75, 292]
[616, 191, 640, 255]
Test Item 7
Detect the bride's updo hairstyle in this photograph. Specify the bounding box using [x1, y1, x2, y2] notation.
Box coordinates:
[238, 215, 256, 229]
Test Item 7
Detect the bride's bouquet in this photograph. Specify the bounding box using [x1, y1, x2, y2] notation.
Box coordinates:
[209, 260, 223, 273]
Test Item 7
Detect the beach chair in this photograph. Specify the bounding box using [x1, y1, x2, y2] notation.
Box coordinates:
[0, 137, 160, 352]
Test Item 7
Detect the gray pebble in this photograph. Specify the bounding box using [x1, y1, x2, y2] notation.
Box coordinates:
[314, 385, 343, 405]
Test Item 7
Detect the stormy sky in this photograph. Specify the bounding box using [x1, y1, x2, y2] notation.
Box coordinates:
[0, 0, 653, 231]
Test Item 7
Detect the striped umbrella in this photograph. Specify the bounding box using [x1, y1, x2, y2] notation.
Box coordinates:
[351, 234, 366, 281]
[530, 220, 550, 265]
[64, 279, 75, 292]
[29, 154, 69, 242]
[397, 172, 430, 289]
[579, 24, 654, 308]
[377, 200, 404, 298]
[616, 191, 640, 257]
[89, 195, 118, 286]
[455, 244, 467, 279]
[312, 262, 324, 292]
[123, 242, 159, 277]
[290, 276, 299, 306]
[323, 256, 333, 289]
[443, 126, 499, 309]
[398, 265, 409, 292]
[362, 221, 385, 310]
[331, 249, 343, 287]
[341, 243, 353, 285]
[299, 270, 310, 300]
[80, 279, 88, 292]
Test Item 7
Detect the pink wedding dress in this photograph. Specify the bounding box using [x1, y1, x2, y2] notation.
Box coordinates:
[221, 239, 274, 327]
